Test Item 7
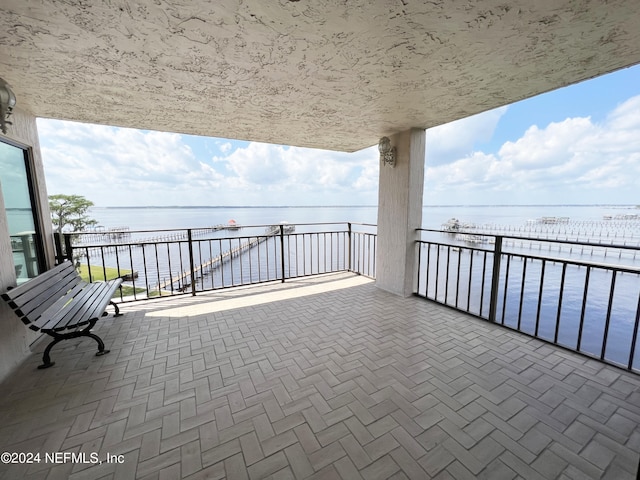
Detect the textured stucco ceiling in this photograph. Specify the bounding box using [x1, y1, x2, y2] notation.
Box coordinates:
[1, 1, 640, 152]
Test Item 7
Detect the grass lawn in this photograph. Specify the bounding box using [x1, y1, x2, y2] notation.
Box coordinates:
[78, 264, 126, 282]
[78, 265, 146, 297]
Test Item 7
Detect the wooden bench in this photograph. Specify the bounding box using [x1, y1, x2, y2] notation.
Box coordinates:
[1, 261, 123, 369]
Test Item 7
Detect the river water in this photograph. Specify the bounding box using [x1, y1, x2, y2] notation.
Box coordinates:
[89, 204, 640, 230]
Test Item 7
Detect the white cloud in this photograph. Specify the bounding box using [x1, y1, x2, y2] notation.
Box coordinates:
[426, 95, 640, 204]
[212, 142, 378, 198]
[498, 118, 596, 170]
[38, 120, 227, 205]
[606, 95, 640, 130]
[425, 106, 508, 166]
[38, 119, 378, 206]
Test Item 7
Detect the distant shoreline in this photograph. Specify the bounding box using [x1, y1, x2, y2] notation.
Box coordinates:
[93, 204, 638, 209]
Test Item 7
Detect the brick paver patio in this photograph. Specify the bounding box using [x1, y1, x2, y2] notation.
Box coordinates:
[1, 273, 639, 479]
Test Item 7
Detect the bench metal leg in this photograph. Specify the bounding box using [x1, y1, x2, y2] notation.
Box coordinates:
[110, 300, 123, 317]
[38, 320, 110, 369]
[38, 336, 64, 369]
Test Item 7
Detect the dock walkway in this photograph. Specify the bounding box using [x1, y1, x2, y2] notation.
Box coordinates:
[156, 225, 285, 291]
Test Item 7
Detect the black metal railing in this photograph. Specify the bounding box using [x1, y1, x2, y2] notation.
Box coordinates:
[53, 219, 640, 371]
[416, 229, 640, 372]
[54, 222, 376, 303]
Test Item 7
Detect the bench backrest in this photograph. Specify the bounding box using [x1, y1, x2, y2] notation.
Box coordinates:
[1, 261, 84, 325]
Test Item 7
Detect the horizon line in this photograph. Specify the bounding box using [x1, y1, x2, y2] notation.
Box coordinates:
[92, 203, 639, 209]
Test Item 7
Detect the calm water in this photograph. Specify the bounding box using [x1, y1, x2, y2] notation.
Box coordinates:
[89, 204, 640, 230]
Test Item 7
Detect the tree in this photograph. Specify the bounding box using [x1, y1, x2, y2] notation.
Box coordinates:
[49, 194, 98, 234]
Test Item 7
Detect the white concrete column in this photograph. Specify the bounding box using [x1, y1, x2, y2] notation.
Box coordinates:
[375, 128, 425, 297]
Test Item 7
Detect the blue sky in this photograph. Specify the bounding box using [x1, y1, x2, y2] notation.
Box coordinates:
[38, 64, 640, 206]
[486, 66, 640, 149]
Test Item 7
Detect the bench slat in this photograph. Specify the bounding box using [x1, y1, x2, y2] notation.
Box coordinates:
[71, 280, 122, 329]
[47, 281, 118, 332]
[3, 270, 79, 316]
[3, 262, 81, 319]
[36, 283, 97, 332]
[1, 262, 74, 299]
[16, 274, 82, 326]
[2, 262, 76, 304]
[56, 283, 110, 330]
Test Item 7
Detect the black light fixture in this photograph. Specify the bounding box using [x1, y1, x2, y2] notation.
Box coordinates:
[0, 77, 17, 135]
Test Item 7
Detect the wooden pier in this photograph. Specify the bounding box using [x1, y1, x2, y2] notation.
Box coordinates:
[156, 225, 286, 291]
[75, 224, 238, 256]
[443, 218, 640, 263]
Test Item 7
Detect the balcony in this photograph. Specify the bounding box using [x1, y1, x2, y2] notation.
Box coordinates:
[1, 224, 639, 479]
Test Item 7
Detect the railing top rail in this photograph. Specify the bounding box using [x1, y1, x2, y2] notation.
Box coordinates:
[69, 221, 375, 236]
[59, 224, 378, 250]
[546, 256, 640, 275]
[417, 228, 640, 252]
[418, 237, 640, 275]
[70, 225, 277, 235]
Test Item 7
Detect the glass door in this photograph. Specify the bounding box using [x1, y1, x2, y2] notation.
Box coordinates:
[0, 140, 44, 281]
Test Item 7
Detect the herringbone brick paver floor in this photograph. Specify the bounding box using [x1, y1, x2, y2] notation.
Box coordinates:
[1, 273, 639, 479]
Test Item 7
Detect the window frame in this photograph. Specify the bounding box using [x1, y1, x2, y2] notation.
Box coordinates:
[1, 136, 47, 278]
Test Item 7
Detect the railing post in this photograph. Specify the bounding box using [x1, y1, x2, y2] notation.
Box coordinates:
[415, 239, 421, 295]
[63, 234, 74, 263]
[279, 224, 285, 283]
[347, 223, 352, 272]
[488, 235, 503, 323]
[54, 232, 63, 264]
[187, 229, 196, 296]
